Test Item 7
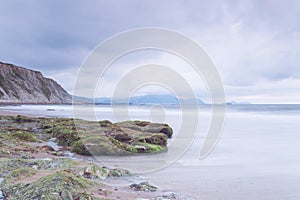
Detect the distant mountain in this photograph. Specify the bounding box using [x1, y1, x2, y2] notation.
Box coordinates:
[129, 94, 179, 105]
[92, 94, 205, 105]
[226, 101, 252, 105]
[0, 62, 71, 104]
[73, 96, 94, 104]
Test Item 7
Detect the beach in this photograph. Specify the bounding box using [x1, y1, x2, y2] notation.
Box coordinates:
[0, 106, 196, 199]
[1, 104, 300, 199]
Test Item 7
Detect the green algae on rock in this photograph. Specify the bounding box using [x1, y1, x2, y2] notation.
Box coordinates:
[130, 182, 158, 192]
[0, 158, 78, 177]
[0, 115, 173, 156]
[1, 170, 98, 200]
[80, 164, 130, 180]
[0, 158, 131, 200]
[7, 131, 39, 142]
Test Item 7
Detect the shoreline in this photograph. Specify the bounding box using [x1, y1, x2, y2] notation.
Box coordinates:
[0, 108, 49, 118]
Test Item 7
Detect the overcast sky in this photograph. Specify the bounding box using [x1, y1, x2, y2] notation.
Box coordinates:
[0, 0, 299, 103]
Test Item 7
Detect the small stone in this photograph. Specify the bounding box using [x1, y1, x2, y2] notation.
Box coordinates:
[32, 165, 38, 170]
[130, 182, 158, 192]
[39, 145, 55, 151]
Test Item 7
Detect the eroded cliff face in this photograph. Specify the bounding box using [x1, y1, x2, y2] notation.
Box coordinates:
[0, 62, 71, 104]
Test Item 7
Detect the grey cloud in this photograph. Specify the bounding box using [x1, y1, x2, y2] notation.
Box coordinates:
[0, 0, 299, 103]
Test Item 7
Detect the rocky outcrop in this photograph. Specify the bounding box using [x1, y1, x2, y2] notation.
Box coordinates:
[0, 62, 71, 104]
[0, 115, 173, 157]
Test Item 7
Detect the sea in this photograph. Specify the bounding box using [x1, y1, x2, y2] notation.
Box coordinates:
[1, 104, 300, 199]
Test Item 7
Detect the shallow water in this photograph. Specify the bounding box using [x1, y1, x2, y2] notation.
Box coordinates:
[147, 110, 300, 199]
[1, 104, 300, 199]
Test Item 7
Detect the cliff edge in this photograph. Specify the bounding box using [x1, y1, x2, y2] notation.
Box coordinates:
[0, 62, 71, 104]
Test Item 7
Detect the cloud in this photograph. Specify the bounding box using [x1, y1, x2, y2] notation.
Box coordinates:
[0, 0, 299, 103]
[226, 78, 300, 103]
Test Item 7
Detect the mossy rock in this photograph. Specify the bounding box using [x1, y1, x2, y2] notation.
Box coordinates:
[98, 120, 113, 127]
[15, 115, 37, 123]
[0, 158, 78, 177]
[71, 140, 91, 155]
[1, 171, 98, 200]
[81, 165, 130, 180]
[81, 165, 111, 180]
[0, 115, 173, 157]
[52, 126, 80, 146]
[72, 136, 141, 156]
[133, 120, 151, 127]
[7, 131, 38, 142]
[71, 136, 130, 156]
[0, 140, 7, 147]
[139, 133, 168, 146]
[3, 167, 37, 184]
[133, 142, 166, 153]
[116, 121, 173, 138]
[130, 181, 158, 192]
[72, 135, 167, 156]
[158, 125, 173, 138]
[144, 124, 173, 138]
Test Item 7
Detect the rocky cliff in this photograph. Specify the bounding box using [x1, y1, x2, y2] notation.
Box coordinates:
[0, 62, 72, 104]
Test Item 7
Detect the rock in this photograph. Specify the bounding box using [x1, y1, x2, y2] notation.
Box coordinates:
[60, 190, 73, 200]
[134, 145, 150, 153]
[134, 121, 151, 127]
[82, 165, 111, 180]
[158, 125, 173, 138]
[98, 188, 109, 196]
[80, 165, 130, 180]
[144, 124, 173, 138]
[39, 145, 55, 151]
[15, 115, 36, 123]
[51, 151, 64, 156]
[0, 158, 78, 177]
[0, 115, 173, 156]
[1, 171, 97, 199]
[108, 168, 130, 177]
[159, 191, 196, 200]
[142, 133, 168, 146]
[117, 121, 173, 138]
[7, 130, 39, 142]
[72, 136, 124, 156]
[98, 120, 113, 127]
[130, 182, 158, 192]
[0, 61, 72, 104]
[52, 126, 80, 146]
[111, 132, 132, 141]
[71, 140, 91, 155]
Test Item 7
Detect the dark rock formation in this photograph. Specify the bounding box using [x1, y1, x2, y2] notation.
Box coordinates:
[0, 62, 71, 104]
